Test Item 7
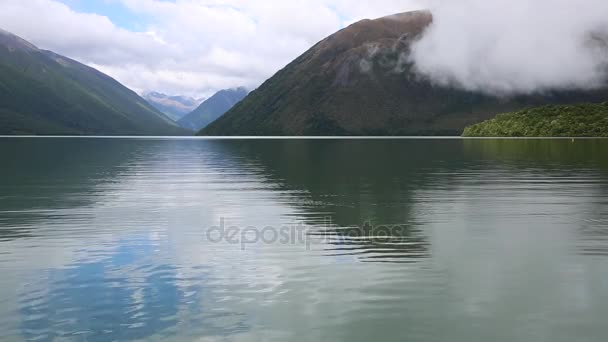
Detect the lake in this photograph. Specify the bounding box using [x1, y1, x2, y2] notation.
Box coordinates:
[1, 137, 608, 341]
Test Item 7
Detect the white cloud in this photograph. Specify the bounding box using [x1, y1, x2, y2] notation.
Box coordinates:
[0, 0, 424, 97]
[410, 0, 608, 95]
[5, 0, 605, 98]
[0, 0, 171, 66]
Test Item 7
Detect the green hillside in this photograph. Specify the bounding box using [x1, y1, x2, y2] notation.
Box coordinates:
[199, 11, 608, 136]
[0, 29, 188, 135]
[463, 103, 608, 137]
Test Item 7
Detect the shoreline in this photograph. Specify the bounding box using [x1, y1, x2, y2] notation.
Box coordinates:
[1, 136, 608, 140]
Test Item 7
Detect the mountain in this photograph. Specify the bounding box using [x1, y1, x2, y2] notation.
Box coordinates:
[463, 102, 608, 137]
[199, 11, 608, 136]
[0, 29, 188, 135]
[178, 87, 248, 131]
[143, 92, 203, 121]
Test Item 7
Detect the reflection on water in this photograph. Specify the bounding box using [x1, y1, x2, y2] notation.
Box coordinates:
[1, 138, 608, 341]
[19, 235, 248, 341]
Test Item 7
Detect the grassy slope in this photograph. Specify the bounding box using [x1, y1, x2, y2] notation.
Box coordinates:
[0, 39, 188, 135]
[462, 103, 608, 137]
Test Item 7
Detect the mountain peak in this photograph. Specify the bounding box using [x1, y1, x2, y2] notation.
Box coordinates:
[199, 9, 608, 136]
[142, 92, 202, 121]
[221, 87, 248, 95]
[178, 87, 248, 131]
[381, 10, 432, 22]
[145, 91, 165, 98]
[0, 30, 186, 135]
[0, 28, 39, 52]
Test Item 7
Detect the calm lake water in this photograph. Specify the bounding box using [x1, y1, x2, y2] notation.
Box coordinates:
[1, 137, 608, 341]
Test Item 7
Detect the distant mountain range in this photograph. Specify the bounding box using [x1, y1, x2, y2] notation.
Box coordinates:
[199, 11, 608, 136]
[3, 14, 608, 137]
[0, 28, 188, 135]
[142, 92, 203, 121]
[178, 87, 248, 131]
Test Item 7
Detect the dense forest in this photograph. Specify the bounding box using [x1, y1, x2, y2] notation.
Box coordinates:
[463, 103, 608, 137]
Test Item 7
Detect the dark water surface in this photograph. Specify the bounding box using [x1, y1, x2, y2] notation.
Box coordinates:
[1, 138, 608, 341]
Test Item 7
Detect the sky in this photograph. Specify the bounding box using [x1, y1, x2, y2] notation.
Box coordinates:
[0, 0, 425, 98]
[2, 0, 607, 98]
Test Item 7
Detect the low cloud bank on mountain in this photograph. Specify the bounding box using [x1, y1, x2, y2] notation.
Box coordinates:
[410, 0, 608, 95]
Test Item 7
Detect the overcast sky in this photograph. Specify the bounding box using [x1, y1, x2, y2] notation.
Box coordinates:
[3, 0, 606, 98]
[0, 0, 425, 98]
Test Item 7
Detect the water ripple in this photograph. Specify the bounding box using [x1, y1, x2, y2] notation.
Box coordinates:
[1, 138, 608, 341]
